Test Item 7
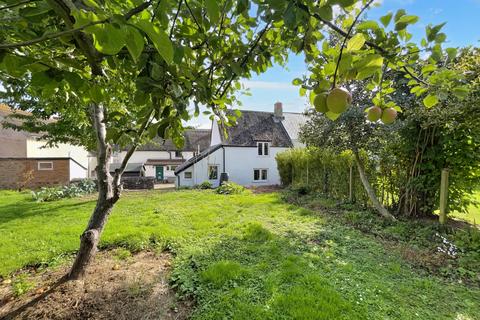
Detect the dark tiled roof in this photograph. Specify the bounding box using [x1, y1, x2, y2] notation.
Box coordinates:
[220, 110, 293, 147]
[135, 129, 210, 152]
[145, 159, 185, 165]
[109, 163, 144, 173]
[174, 144, 223, 174]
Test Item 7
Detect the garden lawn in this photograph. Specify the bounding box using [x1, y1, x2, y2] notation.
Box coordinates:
[0, 189, 479, 319]
[451, 189, 480, 225]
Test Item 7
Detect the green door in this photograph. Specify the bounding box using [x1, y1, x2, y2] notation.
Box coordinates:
[155, 166, 164, 181]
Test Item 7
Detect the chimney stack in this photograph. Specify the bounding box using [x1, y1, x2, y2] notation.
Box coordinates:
[274, 101, 283, 120]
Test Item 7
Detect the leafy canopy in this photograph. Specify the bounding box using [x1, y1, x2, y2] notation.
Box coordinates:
[0, 0, 468, 146]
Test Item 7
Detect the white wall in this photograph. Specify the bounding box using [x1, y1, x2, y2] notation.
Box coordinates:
[224, 146, 286, 186]
[210, 121, 222, 146]
[26, 138, 89, 168]
[176, 146, 287, 188]
[69, 159, 88, 180]
[176, 147, 223, 187]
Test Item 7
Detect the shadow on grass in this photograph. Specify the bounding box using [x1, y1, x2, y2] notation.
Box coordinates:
[171, 223, 368, 320]
[0, 200, 95, 226]
[171, 219, 480, 320]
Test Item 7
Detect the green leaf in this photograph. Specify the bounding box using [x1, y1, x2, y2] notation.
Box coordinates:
[446, 48, 457, 60]
[292, 78, 302, 85]
[380, 12, 392, 27]
[394, 9, 406, 22]
[136, 20, 173, 64]
[452, 86, 469, 99]
[91, 23, 126, 55]
[423, 94, 438, 108]
[205, 0, 220, 24]
[396, 15, 419, 25]
[346, 33, 365, 52]
[315, 5, 332, 21]
[124, 26, 145, 62]
[426, 22, 446, 42]
[88, 86, 104, 103]
[325, 111, 341, 121]
[356, 20, 379, 31]
[83, 0, 100, 9]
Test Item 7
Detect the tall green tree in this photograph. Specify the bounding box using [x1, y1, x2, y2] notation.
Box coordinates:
[0, 0, 466, 279]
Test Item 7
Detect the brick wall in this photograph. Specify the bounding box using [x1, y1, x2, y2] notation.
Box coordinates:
[0, 158, 70, 189]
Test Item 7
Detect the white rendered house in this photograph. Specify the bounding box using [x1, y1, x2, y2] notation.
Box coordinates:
[88, 129, 211, 182]
[175, 103, 307, 188]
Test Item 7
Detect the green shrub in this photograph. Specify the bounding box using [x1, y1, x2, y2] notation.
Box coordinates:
[31, 179, 96, 202]
[215, 181, 246, 195]
[276, 148, 370, 204]
[197, 181, 213, 189]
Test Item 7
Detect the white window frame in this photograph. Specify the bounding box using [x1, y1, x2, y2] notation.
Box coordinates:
[38, 161, 53, 171]
[253, 168, 268, 182]
[257, 142, 269, 156]
[208, 165, 219, 180]
[174, 150, 182, 158]
[184, 171, 192, 179]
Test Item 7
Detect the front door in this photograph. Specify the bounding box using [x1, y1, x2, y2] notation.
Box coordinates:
[155, 166, 164, 181]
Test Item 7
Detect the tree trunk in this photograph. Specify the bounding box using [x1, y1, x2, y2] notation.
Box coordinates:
[68, 104, 117, 280]
[354, 150, 396, 221]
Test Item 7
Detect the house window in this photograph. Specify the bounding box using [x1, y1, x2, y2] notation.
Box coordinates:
[208, 165, 218, 180]
[184, 171, 192, 179]
[175, 151, 182, 158]
[257, 142, 269, 156]
[170, 165, 177, 171]
[38, 161, 53, 170]
[253, 169, 268, 181]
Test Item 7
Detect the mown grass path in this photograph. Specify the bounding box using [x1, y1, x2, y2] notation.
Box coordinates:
[0, 190, 479, 319]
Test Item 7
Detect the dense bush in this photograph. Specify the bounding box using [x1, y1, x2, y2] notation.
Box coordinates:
[276, 148, 371, 204]
[31, 179, 96, 202]
[215, 181, 246, 195]
[196, 181, 213, 189]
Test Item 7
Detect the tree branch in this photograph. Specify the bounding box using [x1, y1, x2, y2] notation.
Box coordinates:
[0, 0, 40, 11]
[332, 0, 375, 88]
[216, 21, 271, 99]
[169, 0, 183, 39]
[296, 2, 429, 87]
[0, 0, 153, 50]
[112, 108, 155, 201]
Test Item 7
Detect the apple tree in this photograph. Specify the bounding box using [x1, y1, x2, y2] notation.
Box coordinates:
[0, 0, 467, 278]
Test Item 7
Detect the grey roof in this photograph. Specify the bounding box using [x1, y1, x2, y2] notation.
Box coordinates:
[220, 110, 294, 147]
[174, 144, 223, 174]
[109, 163, 144, 173]
[174, 109, 308, 175]
[282, 113, 308, 143]
[134, 129, 210, 152]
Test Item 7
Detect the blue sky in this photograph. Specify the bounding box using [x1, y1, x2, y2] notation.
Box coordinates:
[190, 0, 480, 127]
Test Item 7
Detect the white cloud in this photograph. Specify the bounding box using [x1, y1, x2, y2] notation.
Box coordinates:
[239, 80, 297, 90]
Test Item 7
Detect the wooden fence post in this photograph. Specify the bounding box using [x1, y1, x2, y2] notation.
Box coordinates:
[439, 168, 449, 225]
[349, 165, 353, 202]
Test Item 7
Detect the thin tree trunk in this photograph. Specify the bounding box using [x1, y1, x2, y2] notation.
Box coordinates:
[354, 150, 396, 221]
[68, 104, 116, 280]
[68, 104, 153, 280]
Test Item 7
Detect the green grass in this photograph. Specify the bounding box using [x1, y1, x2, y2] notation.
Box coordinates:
[1, 189, 479, 319]
[451, 189, 480, 224]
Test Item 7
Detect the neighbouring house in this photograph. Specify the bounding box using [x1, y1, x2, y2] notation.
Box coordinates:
[109, 163, 146, 177]
[0, 104, 90, 189]
[88, 129, 211, 183]
[175, 102, 307, 188]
